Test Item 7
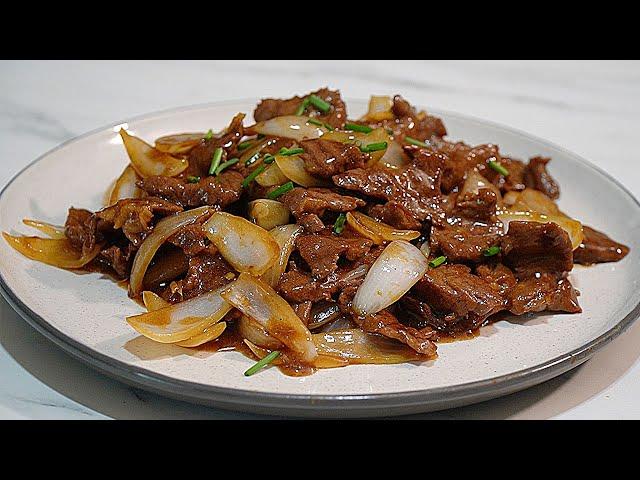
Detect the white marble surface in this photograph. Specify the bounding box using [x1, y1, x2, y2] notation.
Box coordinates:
[1, 60, 639, 419]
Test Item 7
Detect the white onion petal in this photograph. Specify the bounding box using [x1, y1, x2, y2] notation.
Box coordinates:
[261, 224, 303, 287]
[253, 116, 326, 141]
[119, 129, 188, 178]
[108, 165, 142, 206]
[247, 199, 291, 231]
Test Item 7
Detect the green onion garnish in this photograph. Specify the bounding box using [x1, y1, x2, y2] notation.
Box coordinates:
[244, 350, 281, 377]
[208, 147, 223, 175]
[215, 157, 239, 176]
[429, 255, 447, 268]
[386, 128, 394, 135]
[244, 152, 261, 167]
[333, 213, 347, 234]
[405, 136, 429, 148]
[242, 165, 266, 188]
[307, 118, 324, 127]
[294, 98, 310, 116]
[308, 94, 331, 113]
[488, 160, 509, 176]
[204, 129, 213, 141]
[360, 142, 388, 153]
[257, 134, 265, 139]
[237, 140, 255, 151]
[345, 123, 373, 133]
[483, 246, 501, 257]
[324, 123, 334, 131]
[267, 181, 294, 199]
[279, 147, 304, 156]
[263, 154, 276, 164]
[186, 175, 201, 183]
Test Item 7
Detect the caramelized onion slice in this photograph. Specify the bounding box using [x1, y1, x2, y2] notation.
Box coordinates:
[459, 169, 502, 201]
[119, 129, 188, 178]
[142, 291, 170, 311]
[107, 165, 143, 206]
[129, 206, 213, 297]
[155, 132, 205, 154]
[497, 209, 584, 250]
[204, 212, 279, 276]
[253, 116, 326, 141]
[255, 163, 289, 187]
[238, 315, 284, 350]
[261, 224, 303, 287]
[22, 219, 66, 239]
[512, 188, 562, 216]
[360, 95, 395, 122]
[353, 240, 429, 316]
[274, 154, 328, 187]
[221, 273, 317, 363]
[346, 211, 420, 245]
[247, 199, 290, 231]
[380, 140, 409, 168]
[176, 321, 227, 348]
[3, 233, 101, 269]
[126, 286, 232, 343]
[322, 128, 390, 164]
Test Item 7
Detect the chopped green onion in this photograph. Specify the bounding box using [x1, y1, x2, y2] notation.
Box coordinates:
[267, 181, 294, 199]
[324, 122, 334, 131]
[345, 123, 373, 133]
[429, 255, 447, 268]
[244, 350, 281, 377]
[208, 147, 223, 175]
[237, 140, 255, 151]
[294, 98, 310, 116]
[244, 152, 261, 166]
[204, 129, 213, 140]
[186, 175, 201, 183]
[215, 157, 239, 176]
[257, 134, 265, 139]
[263, 154, 276, 164]
[483, 246, 501, 257]
[279, 147, 304, 156]
[386, 128, 394, 135]
[488, 160, 509, 176]
[307, 118, 324, 127]
[405, 136, 429, 148]
[360, 142, 388, 153]
[333, 213, 347, 234]
[242, 165, 267, 188]
[308, 95, 331, 113]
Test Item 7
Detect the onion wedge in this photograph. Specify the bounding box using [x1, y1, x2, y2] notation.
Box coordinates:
[142, 291, 170, 311]
[238, 315, 284, 350]
[204, 212, 279, 276]
[176, 321, 227, 348]
[22, 219, 66, 239]
[220, 273, 317, 363]
[126, 286, 232, 343]
[352, 240, 429, 317]
[380, 140, 409, 168]
[255, 163, 290, 187]
[274, 154, 327, 187]
[253, 116, 326, 141]
[129, 206, 213, 297]
[155, 132, 205, 154]
[107, 165, 142, 206]
[119, 128, 188, 178]
[322, 128, 390, 164]
[261, 224, 303, 287]
[247, 199, 290, 231]
[3, 233, 101, 269]
[360, 95, 395, 122]
[346, 211, 420, 245]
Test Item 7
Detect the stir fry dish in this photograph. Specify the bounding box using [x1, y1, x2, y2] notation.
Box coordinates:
[4, 89, 630, 376]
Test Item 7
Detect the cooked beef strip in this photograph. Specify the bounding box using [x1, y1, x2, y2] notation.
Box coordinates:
[367, 201, 423, 230]
[524, 156, 560, 200]
[430, 221, 501, 263]
[454, 188, 498, 221]
[142, 247, 189, 290]
[501, 221, 573, 278]
[475, 263, 518, 297]
[299, 139, 368, 178]
[573, 225, 629, 264]
[508, 273, 581, 315]
[297, 213, 326, 233]
[167, 222, 216, 256]
[181, 253, 235, 301]
[65, 207, 101, 255]
[279, 187, 365, 219]
[253, 88, 347, 129]
[277, 263, 367, 304]
[99, 244, 137, 278]
[295, 234, 372, 280]
[137, 170, 243, 209]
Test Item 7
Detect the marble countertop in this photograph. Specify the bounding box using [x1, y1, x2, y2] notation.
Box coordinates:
[1, 60, 639, 419]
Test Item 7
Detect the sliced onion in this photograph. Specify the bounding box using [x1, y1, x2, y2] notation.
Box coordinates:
[22, 219, 66, 239]
[129, 206, 213, 297]
[126, 286, 232, 343]
[107, 165, 142, 206]
[3, 233, 101, 269]
[119, 128, 188, 178]
[322, 128, 390, 164]
[419, 242, 431, 259]
[253, 116, 326, 141]
[220, 273, 317, 363]
[238, 315, 284, 349]
[459, 169, 502, 201]
[352, 240, 429, 317]
[244, 340, 285, 365]
[274, 154, 328, 187]
[502, 190, 520, 207]
[346, 211, 420, 245]
[247, 199, 290, 231]
[380, 140, 409, 168]
[261, 224, 303, 287]
[142, 291, 170, 311]
[204, 212, 279, 276]
[497, 208, 584, 250]
[239, 138, 272, 165]
[176, 321, 227, 348]
[513, 188, 561, 216]
[155, 132, 205, 154]
[360, 95, 395, 122]
[255, 163, 289, 187]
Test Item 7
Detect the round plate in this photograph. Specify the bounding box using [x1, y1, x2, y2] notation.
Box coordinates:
[1, 100, 639, 418]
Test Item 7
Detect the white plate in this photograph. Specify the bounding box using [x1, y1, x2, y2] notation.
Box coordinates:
[1, 100, 639, 417]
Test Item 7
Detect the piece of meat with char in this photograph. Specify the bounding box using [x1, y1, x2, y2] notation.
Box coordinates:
[508, 273, 581, 314]
[279, 187, 365, 220]
[524, 156, 560, 200]
[295, 234, 372, 280]
[573, 225, 629, 264]
[429, 221, 501, 263]
[299, 139, 368, 178]
[181, 253, 236, 301]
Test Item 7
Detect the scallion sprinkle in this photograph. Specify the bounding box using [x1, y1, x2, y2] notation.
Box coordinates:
[405, 136, 429, 148]
[345, 123, 373, 133]
[333, 213, 347, 234]
[279, 147, 304, 156]
[237, 140, 255, 151]
[215, 157, 239, 175]
[488, 160, 509, 176]
[244, 350, 281, 377]
[242, 164, 266, 188]
[308, 94, 331, 113]
[263, 154, 276, 164]
[267, 181, 294, 199]
[483, 246, 501, 257]
[324, 122, 334, 131]
[360, 141, 388, 153]
[204, 129, 213, 140]
[307, 118, 324, 127]
[244, 152, 261, 166]
[257, 134, 266, 139]
[208, 147, 223, 175]
[186, 175, 200, 183]
[294, 98, 310, 116]
[429, 255, 447, 268]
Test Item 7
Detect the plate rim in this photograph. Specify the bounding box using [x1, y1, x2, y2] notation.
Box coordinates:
[1, 99, 639, 414]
